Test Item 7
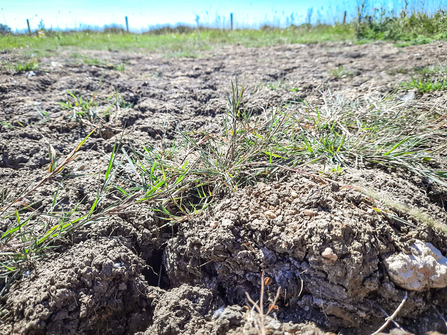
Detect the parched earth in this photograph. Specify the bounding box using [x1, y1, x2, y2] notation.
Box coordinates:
[0, 41, 447, 334]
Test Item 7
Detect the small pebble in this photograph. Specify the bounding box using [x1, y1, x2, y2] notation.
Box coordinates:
[303, 209, 317, 217]
[322, 247, 338, 261]
[290, 191, 298, 198]
[210, 221, 218, 229]
[264, 210, 277, 219]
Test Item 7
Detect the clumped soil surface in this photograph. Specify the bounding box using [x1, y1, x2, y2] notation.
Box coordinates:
[1, 41, 447, 334]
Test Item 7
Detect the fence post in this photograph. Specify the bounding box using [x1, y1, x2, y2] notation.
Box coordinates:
[343, 11, 347, 24]
[125, 16, 129, 32]
[231, 13, 233, 30]
[26, 19, 31, 35]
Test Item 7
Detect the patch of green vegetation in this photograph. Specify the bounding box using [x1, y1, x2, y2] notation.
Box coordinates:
[60, 91, 103, 123]
[0, 129, 126, 292]
[70, 53, 105, 65]
[37, 109, 51, 122]
[59, 90, 131, 123]
[114, 62, 125, 71]
[263, 80, 287, 90]
[330, 66, 354, 78]
[110, 83, 446, 228]
[0, 121, 14, 129]
[60, 91, 97, 111]
[14, 60, 38, 72]
[388, 65, 447, 77]
[387, 67, 410, 75]
[414, 65, 447, 75]
[394, 35, 433, 47]
[331, 165, 344, 175]
[2, 7, 447, 55]
[83, 57, 102, 65]
[357, 6, 447, 43]
[167, 51, 199, 58]
[109, 91, 134, 109]
[401, 76, 447, 92]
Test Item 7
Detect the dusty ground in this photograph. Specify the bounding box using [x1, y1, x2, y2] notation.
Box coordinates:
[0, 41, 447, 334]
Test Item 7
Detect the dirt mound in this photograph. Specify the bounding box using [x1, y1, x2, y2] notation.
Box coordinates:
[0, 238, 164, 335]
[1, 163, 447, 335]
[163, 168, 447, 333]
[136, 284, 328, 335]
[139, 284, 224, 335]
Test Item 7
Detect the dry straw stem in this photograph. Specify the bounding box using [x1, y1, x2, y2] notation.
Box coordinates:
[345, 185, 447, 233]
[245, 271, 281, 335]
[371, 292, 407, 335]
[434, 306, 447, 332]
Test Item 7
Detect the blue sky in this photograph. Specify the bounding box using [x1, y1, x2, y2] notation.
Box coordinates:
[1, 0, 349, 32]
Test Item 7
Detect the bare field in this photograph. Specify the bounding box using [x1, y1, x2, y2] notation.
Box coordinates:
[1, 41, 447, 334]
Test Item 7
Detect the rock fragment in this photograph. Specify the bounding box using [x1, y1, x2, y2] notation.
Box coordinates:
[303, 209, 317, 217]
[322, 247, 338, 261]
[384, 240, 447, 291]
[264, 210, 277, 219]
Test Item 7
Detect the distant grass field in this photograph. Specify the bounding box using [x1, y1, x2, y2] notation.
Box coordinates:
[0, 25, 355, 57]
[1, 13, 447, 58]
[2, 0, 447, 57]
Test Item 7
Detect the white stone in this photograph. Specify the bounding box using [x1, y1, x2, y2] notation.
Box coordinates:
[322, 247, 338, 261]
[384, 240, 447, 291]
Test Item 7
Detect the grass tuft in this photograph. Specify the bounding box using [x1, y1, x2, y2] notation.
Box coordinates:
[330, 66, 354, 78]
[114, 63, 125, 71]
[414, 65, 447, 75]
[14, 60, 38, 72]
[58, 90, 128, 123]
[111, 83, 446, 228]
[0, 129, 139, 295]
[401, 76, 447, 92]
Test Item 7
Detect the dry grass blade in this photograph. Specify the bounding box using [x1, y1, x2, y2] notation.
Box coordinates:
[48, 144, 57, 172]
[0, 126, 98, 217]
[344, 185, 447, 233]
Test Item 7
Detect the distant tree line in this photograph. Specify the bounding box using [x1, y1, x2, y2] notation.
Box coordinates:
[0, 23, 11, 34]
